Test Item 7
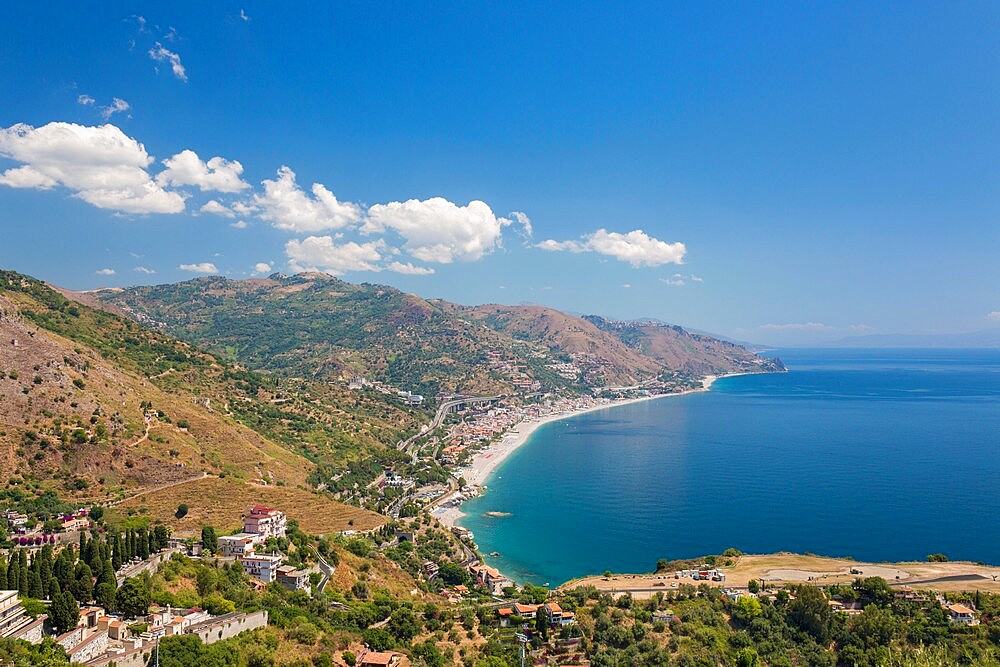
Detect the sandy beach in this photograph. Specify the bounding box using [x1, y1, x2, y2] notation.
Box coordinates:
[433, 375, 748, 528]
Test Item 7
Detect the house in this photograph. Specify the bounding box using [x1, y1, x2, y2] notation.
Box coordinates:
[469, 562, 512, 595]
[498, 607, 513, 627]
[359, 650, 412, 667]
[947, 603, 980, 626]
[217, 533, 262, 557]
[423, 561, 440, 579]
[276, 565, 310, 592]
[543, 602, 576, 626]
[653, 610, 675, 623]
[513, 603, 538, 620]
[238, 553, 283, 582]
[243, 505, 287, 539]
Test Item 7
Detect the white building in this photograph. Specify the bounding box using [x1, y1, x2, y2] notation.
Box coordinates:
[243, 505, 287, 540]
[217, 533, 263, 557]
[238, 553, 283, 583]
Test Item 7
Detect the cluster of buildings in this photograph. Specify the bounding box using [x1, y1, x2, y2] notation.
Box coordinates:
[485, 350, 541, 393]
[497, 601, 576, 628]
[0, 591, 267, 667]
[3, 507, 92, 539]
[349, 376, 424, 406]
[216, 506, 309, 591]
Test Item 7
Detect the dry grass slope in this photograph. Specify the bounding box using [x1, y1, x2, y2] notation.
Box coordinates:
[115, 475, 385, 535]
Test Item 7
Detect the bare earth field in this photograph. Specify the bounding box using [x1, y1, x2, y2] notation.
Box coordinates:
[112, 476, 386, 536]
[564, 553, 1000, 597]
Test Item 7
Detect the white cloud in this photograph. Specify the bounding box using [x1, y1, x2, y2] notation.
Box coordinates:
[621, 283, 632, 288]
[252, 262, 272, 275]
[988, 311, 1000, 322]
[0, 165, 58, 189]
[254, 166, 362, 233]
[285, 236, 387, 274]
[537, 228, 685, 268]
[535, 229, 687, 268]
[100, 98, 130, 120]
[230, 220, 248, 229]
[364, 197, 510, 263]
[662, 274, 686, 287]
[661, 273, 703, 287]
[95, 268, 115, 276]
[77, 94, 95, 106]
[199, 200, 235, 217]
[149, 43, 187, 81]
[239, 9, 250, 21]
[178, 262, 218, 274]
[536, 238, 584, 252]
[134, 266, 155, 274]
[387, 261, 435, 275]
[157, 150, 249, 193]
[506, 210, 533, 238]
[0, 122, 185, 214]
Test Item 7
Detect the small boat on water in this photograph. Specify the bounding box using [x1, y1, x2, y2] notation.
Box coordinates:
[489, 551, 501, 557]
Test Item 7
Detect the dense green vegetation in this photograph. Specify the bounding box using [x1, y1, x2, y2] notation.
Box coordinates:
[99, 273, 545, 397]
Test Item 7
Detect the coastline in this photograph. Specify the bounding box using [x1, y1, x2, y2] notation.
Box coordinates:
[433, 372, 753, 529]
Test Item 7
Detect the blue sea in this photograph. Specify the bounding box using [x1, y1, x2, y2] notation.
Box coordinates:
[458, 349, 1000, 586]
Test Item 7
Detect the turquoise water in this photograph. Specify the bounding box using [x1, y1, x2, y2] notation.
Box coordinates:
[458, 349, 1000, 586]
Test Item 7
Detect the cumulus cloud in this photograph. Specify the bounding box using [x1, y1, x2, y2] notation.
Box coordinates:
[178, 262, 218, 274]
[239, 9, 250, 21]
[95, 268, 115, 276]
[253, 262, 272, 275]
[149, 43, 187, 81]
[538, 229, 686, 268]
[199, 200, 235, 217]
[134, 266, 155, 274]
[77, 94, 95, 106]
[0, 122, 185, 214]
[387, 261, 435, 275]
[285, 236, 387, 274]
[254, 166, 362, 233]
[364, 197, 510, 263]
[0, 165, 58, 189]
[157, 150, 249, 193]
[989, 311, 1000, 322]
[100, 98, 130, 120]
[230, 220, 248, 229]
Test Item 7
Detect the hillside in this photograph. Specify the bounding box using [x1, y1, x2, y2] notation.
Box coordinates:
[95, 273, 782, 397]
[0, 270, 417, 522]
[95, 273, 554, 398]
[585, 316, 786, 376]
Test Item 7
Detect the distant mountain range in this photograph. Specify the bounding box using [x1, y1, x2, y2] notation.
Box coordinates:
[825, 328, 1000, 348]
[90, 273, 783, 397]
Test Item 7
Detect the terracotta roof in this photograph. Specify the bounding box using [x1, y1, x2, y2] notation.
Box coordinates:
[546, 602, 563, 613]
[513, 603, 538, 614]
[949, 604, 975, 615]
[360, 652, 398, 666]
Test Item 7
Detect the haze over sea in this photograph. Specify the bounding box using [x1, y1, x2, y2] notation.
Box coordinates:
[459, 349, 1000, 586]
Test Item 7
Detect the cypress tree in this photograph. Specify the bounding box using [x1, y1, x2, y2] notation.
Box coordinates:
[39, 544, 53, 597]
[17, 551, 28, 595]
[6, 552, 17, 592]
[27, 571, 42, 598]
[0, 556, 7, 589]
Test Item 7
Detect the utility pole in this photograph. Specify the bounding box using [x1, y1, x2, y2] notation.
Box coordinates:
[515, 632, 528, 667]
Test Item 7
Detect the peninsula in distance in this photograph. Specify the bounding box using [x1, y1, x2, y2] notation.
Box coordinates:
[1, 3, 999, 666]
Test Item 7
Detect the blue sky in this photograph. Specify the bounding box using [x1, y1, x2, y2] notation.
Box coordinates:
[1, 2, 997, 345]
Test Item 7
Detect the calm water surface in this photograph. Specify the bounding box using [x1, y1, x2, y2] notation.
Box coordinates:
[458, 349, 1000, 585]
